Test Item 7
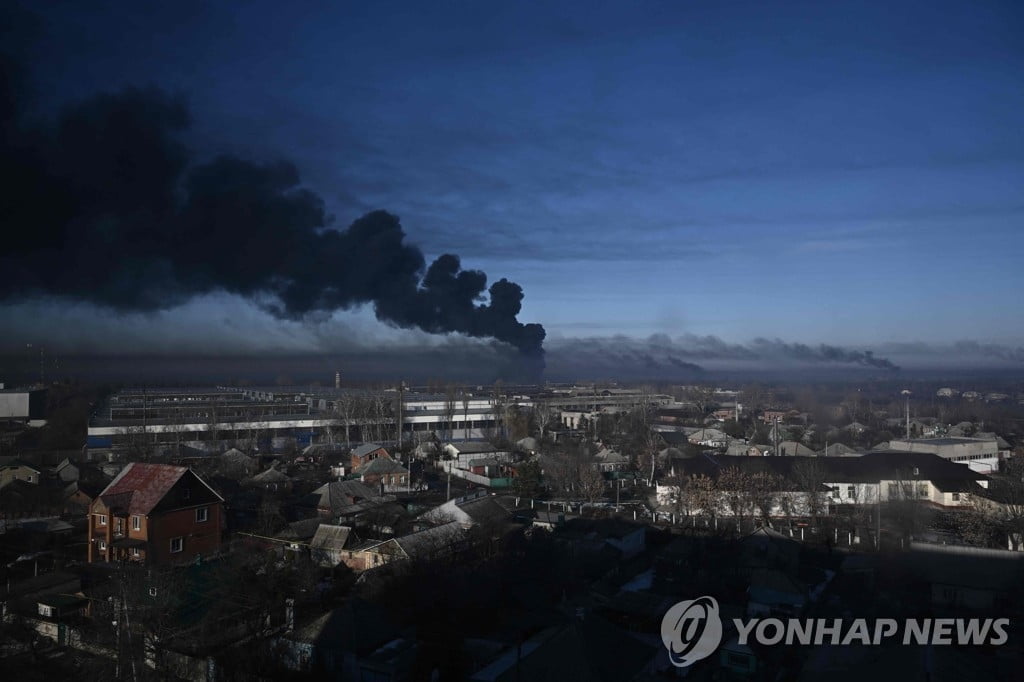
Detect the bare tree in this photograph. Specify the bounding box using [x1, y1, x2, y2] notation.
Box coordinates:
[750, 471, 783, 526]
[444, 384, 458, 443]
[717, 466, 754, 526]
[792, 458, 828, 525]
[533, 397, 554, 441]
[968, 456, 1024, 550]
[684, 385, 717, 422]
[577, 460, 607, 505]
[686, 474, 718, 519]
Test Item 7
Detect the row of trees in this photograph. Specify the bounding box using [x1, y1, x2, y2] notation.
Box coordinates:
[660, 461, 835, 526]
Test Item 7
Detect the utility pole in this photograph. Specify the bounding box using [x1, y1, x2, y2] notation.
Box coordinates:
[396, 382, 404, 448]
[902, 390, 912, 439]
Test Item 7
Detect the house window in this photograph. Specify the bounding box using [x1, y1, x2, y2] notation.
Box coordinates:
[917, 483, 928, 498]
[952, 492, 961, 502]
[170, 537, 183, 553]
[196, 507, 209, 523]
[132, 548, 141, 558]
[888, 483, 899, 499]
[133, 516, 141, 531]
[182, 488, 191, 501]
[149, 587, 158, 597]
[830, 486, 840, 499]
[26, 475, 33, 482]
[847, 486, 855, 499]
[98, 514, 107, 526]
[98, 540, 106, 551]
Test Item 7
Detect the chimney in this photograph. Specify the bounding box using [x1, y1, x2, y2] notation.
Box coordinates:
[335, 371, 341, 390]
[285, 598, 295, 632]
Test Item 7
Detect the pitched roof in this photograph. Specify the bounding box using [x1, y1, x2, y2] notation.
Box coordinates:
[393, 521, 464, 560]
[778, 441, 816, 456]
[277, 517, 322, 541]
[669, 452, 987, 487]
[352, 442, 387, 458]
[455, 495, 514, 526]
[821, 443, 859, 457]
[310, 524, 354, 551]
[97, 463, 206, 516]
[252, 466, 290, 483]
[357, 456, 408, 476]
[313, 480, 381, 511]
[594, 448, 627, 463]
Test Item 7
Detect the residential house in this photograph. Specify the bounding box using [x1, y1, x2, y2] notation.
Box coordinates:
[819, 443, 860, 457]
[350, 443, 390, 470]
[245, 464, 293, 492]
[421, 491, 515, 529]
[218, 448, 258, 480]
[53, 458, 79, 483]
[0, 458, 42, 488]
[356, 521, 466, 570]
[443, 441, 512, 469]
[594, 447, 629, 473]
[308, 480, 384, 517]
[688, 428, 730, 448]
[88, 462, 224, 565]
[356, 455, 409, 490]
[63, 479, 105, 517]
[309, 524, 360, 567]
[777, 441, 816, 456]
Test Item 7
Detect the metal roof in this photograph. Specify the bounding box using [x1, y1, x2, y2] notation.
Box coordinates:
[97, 462, 222, 515]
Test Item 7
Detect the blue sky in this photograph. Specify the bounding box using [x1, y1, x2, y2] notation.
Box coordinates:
[3, 0, 1024, 372]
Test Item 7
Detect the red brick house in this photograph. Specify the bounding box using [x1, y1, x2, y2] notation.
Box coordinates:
[350, 443, 390, 470]
[357, 455, 409, 489]
[88, 463, 224, 565]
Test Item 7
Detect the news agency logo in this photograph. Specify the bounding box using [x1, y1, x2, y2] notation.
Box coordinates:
[661, 596, 1011, 668]
[660, 596, 724, 667]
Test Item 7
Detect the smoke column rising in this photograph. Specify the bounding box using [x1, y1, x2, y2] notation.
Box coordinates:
[0, 70, 546, 355]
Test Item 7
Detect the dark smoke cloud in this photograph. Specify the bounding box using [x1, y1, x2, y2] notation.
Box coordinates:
[952, 341, 1024, 364]
[748, 338, 900, 370]
[546, 334, 900, 377]
[0, 50, 545, 355]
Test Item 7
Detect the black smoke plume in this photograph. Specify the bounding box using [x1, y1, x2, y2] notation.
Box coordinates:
[749, 339, 900, 370]
[0, 68, 545, 354]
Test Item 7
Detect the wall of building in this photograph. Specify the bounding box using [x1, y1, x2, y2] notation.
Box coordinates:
[147, 504, 222, 565]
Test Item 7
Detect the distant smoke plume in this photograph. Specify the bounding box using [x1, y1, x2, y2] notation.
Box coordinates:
[952, 341, 1024, 364]
[546, 334, 900, 377]
[748, 338, 900, 370]
[0, 69, 545, 354]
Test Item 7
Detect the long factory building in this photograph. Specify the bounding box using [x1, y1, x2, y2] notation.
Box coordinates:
[86, 385, 672, 455]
